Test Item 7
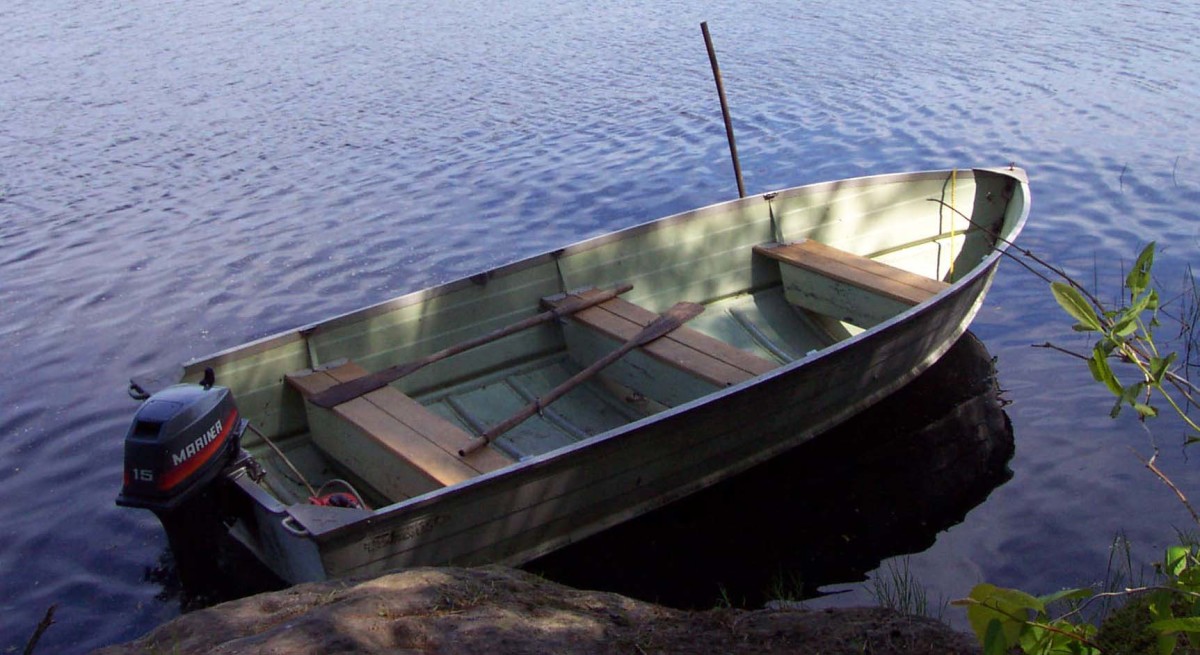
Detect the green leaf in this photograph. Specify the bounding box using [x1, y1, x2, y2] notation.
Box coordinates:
[1146, 588, 1181, 655]
[1016, 625, 1048, 653]
[1052, 282, 1103, 332]
[1156, 631, 1178, 655]
[1098, 337, 1118, 356]
[1088, 348, 1123, 396]
[1165, 546, 1191, 577]
[1150, 354, 1177, 385]
[982, 619, 1008, 655]
[1111, 311, 1140, 339]
[1149, 589, 1176, 621]
[1151, 617, 1200, 634]
[1119, 381, 1145, 406]
[966, 584, 1043, 648]
[1176, 563, 1200, 588]
[1038, 587, 1095, 606]
[1130, 288, 1155, 314]
[1112, 382, 1149, 418]
[1126, 242, 1156, 298]
[1134, 403, 1159, 418]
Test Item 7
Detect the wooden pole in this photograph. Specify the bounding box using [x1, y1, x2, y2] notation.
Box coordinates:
[460, 301, 705, 456]
[701, 21, 745, 198]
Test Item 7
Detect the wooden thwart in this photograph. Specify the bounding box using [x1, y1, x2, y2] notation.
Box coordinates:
[309, 283, 635, 409]
[548, 291, 778, 388]
[288, 362, 514, 501]
[754, 239, 948, 306]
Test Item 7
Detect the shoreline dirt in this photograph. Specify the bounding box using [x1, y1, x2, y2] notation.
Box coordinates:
[93, 566, 979, 654]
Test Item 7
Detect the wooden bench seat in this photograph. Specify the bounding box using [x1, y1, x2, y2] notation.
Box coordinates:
[754, 239, 949, 327]
[544, 290, 778, 407]
[288, 362, 514, 501]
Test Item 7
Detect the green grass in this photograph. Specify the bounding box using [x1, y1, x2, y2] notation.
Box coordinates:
[870, 558, 944, 621]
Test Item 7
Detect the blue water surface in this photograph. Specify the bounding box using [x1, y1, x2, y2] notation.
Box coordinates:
[2, 1, 1199, 650]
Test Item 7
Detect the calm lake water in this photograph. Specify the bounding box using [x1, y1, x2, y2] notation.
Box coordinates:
[3, 1, 1199, 651]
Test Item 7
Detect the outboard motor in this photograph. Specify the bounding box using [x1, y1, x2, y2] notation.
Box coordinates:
[117, 382, 247, 513]
[118, 378, 254, 595]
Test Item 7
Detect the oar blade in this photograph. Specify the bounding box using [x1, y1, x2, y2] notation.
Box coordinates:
[309, 360, 425, 408]
[634, 302, 705, 344]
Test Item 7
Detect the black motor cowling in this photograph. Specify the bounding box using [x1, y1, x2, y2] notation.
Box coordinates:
[117, 383, 247, 514]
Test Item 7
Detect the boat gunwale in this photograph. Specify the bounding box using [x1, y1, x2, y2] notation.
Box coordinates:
[184, 167, 1024, 372]
[293, 166, 1031, 543]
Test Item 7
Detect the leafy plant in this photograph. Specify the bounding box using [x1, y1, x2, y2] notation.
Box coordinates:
[1143, 544, 1200, 653]
[954, 239, 1200, 654]
[959, 546, 1200, 655]
[956, 584, 1098, 654]
[1047, 243, 1198, 432]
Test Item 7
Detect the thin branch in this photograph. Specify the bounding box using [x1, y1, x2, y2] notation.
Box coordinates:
[23, 605, 56, 655]
[1166, 371, 1200, 402]
[1027, 621, 1104, 652]
[1135, 449, 1200, 528]
[1032, 342, 1092, 362]
[1058, 585, 1200, 623]
[1156, 382, 1200, 433]
[927, 198, 1107, 310]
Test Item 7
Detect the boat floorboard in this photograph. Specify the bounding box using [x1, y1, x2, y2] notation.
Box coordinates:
[686, 288, 837, 364]
[418, 285, 836, 460]
[264, 286, 850, 486]
[421, 355, 647, 460]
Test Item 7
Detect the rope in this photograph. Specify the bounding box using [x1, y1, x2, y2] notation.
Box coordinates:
[246, 422, 317, 497]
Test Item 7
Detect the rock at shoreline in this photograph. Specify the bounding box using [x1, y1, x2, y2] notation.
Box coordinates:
[93, 566, 977, 654]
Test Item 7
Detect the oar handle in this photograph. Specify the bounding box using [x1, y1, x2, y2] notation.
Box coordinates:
[309, 283, 634, 408]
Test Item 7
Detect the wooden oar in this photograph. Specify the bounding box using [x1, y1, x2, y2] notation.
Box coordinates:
[309, 283, 634, 408]
[460, 301, 705, 456]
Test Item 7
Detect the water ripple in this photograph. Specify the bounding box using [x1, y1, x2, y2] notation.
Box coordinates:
[3, 0, 1200, 650]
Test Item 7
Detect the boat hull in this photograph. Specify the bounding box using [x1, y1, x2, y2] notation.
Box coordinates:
[166, 167, 1029, 583]
[311, 268, 991, 581]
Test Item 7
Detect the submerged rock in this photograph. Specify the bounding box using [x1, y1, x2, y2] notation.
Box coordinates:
[93, 566, 977, 654]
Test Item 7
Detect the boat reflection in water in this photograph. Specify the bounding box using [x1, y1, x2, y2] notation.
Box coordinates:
[143, 522, 285, 612]
[147, 331, 1011, 612]
[526, 331, 1014, 608]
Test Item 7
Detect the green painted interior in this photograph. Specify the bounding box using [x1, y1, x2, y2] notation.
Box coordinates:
[187, 169, 1026, 499]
